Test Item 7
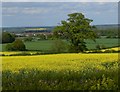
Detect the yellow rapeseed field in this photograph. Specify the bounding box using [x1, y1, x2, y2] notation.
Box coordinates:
[0, 51, 37, 55]
[2, 53, 119, 90]
[0, 52, 21, 55]
[2, 53, 118, 72]
[101, 47, 120, 52]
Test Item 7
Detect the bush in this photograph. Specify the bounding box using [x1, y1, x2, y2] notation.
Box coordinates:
[101, 45, 106, 49]
[96, 44, 101, 50]
[12, 39, 26, 51]
[68, 42, 88, 53]
[5, 43, 13, 51]
[68, 44, 77, 53]
[24, 37, 33, 42]
[51, 39, 68, 53]
[2, 68, 118, 90]
[47, 34, 53, 40]
[6, 39, 26, 51]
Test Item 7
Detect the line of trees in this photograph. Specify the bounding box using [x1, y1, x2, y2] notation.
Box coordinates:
[1, 32, 26, 51]
[94, 28, 119, 38]
[1, 32, 15, 44]
[6, 39, 26, 51]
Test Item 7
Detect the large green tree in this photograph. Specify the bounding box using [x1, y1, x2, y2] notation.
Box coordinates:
[53, 13, 96, 52]
[2, 32, 15, 44]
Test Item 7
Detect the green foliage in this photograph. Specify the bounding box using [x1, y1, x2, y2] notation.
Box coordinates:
[95, 28, 118, 38]
[5, 43, 14, 51]
[0, 31, 2, 44]
[68, 42, 88, 53]
[24, 37, 33, 42]
[47, 34, 54, 40]
[96, 44, 107, 50]
[51, 39, 68, 53]
[2, 62, 118, 90]
[2, 32, 15, 44]
[2, 38, 119, 52]
[2, 53, 118, 90]
[6, 39, 26, 51]
[101, 44, 107, 49]
[96, 44, 102, 50]
[24, 40, 53, 51]
[12, 39, 26, 51]
[37, 34, 47, 40]
[53, 13, 96, 52]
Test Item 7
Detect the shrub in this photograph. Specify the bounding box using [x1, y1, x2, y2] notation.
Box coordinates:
[47, 34, 53, 40]
[96, 44, 101, 50]
[51, 39, 68, 53]
[12, 39, 26, 51]
[101, 45, 106, 49]
[6, 39, 26, 51]
[5, 43, 13, 51]
[68, 42, 88, 53]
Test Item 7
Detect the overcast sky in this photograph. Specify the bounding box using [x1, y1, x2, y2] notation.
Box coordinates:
[2, 2, 118, 27]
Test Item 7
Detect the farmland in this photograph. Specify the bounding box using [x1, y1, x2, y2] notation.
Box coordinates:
[1, 38, 119, 51]
[1, 27, 119, 90]
[1, 2, 119, 91]
[2, 53, 119, 90]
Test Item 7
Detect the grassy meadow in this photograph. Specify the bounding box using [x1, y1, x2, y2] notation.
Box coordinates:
[1, 38, 119, 51]
[2, 53, 119, 90]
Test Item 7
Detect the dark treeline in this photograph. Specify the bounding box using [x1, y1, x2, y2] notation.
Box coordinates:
[2, 24, 119, 38]
[94, 28, 119, 38]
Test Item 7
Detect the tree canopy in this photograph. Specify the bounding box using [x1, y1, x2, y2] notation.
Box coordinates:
[53, 13, 96, 52]
[2, 32, 15, 44]
[6, 39, 26, 51]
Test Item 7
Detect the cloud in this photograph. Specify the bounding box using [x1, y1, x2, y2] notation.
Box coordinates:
[2, 6, 53, 16]
[2, 2, 118, 27]
[2, 14, 14, 16]
[1, 2, 118, 27]
[22, 7, 51, 14]
[2, 2, 117, 18]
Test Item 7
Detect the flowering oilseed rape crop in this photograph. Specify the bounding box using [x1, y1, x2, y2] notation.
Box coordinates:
[2, 53, 119, 90]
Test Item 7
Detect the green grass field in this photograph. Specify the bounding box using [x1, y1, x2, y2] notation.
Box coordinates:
[2, 53, 119, 90]
[1, 38, 119, 51]
[85, 38, 118, 49]
[25, 40, 53, 51]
